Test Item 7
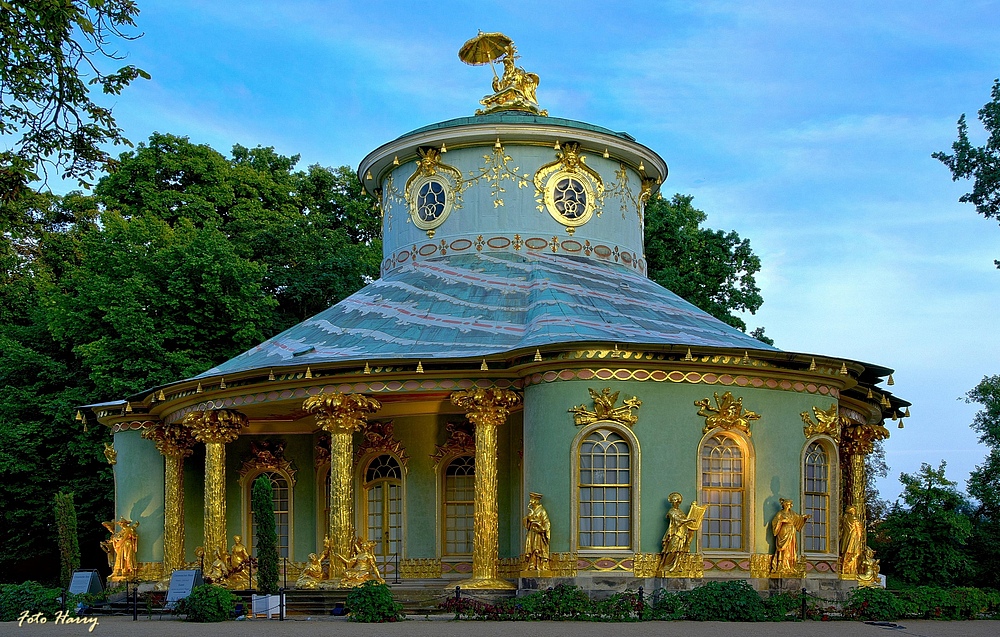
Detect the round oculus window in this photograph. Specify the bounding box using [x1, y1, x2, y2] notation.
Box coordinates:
[408, 175, 454, 231]
[544, 171, 596, 227]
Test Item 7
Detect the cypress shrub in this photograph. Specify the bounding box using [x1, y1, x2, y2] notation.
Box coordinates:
[252, 476, 279, 594]
[53, 491, 80, 589]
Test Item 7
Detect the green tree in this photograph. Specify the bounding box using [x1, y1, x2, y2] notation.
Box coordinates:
[965, 375, 1000, 588]
[644, 194, 767, 337]
[251, 477, 279, 595]
[53, 491, 80, 588]
[874, 462, 974, 586]
[0, 0, 148, 192]
[933, 78, 1000, 267]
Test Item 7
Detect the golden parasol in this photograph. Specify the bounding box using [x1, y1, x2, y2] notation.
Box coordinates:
[459, 31, 513, 66]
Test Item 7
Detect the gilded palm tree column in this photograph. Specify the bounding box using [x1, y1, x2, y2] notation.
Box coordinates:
[839, 421, 889, 576]
[142, 422, 197, 574]
[184, 409, 248, 560]
[303, 391, 381, 581]
[450, 388, 522, 590]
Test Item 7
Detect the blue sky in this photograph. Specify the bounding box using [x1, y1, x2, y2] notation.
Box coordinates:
[83, 0, 1000, 500]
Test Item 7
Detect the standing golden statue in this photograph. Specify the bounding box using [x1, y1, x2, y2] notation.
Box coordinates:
[769, 498, 809, 576]
[839, 506, 864, 576]
[657, 492, 704, 576]
[522, 492, 551, 573]
[106, 517, 140, 581]
[460, 32, 547, 116]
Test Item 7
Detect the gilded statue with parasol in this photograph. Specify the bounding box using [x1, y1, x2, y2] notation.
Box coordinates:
[460, 32, 547, 116]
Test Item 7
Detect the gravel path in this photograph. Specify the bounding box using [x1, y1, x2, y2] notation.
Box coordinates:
[4, 615, 1000, 637]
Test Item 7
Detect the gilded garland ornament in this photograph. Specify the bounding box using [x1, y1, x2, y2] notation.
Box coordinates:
[695, 391, 760, 436]
[534, 142, 604, 232]
[800, 402, 844, 442]
[569, 387, 642, 427]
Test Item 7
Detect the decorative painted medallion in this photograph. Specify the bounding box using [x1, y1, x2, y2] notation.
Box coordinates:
[534, 142, 604, 233]
[695, 391, 760, 436]
[404, 147, 463, 237]
[568, 387, 641, 427]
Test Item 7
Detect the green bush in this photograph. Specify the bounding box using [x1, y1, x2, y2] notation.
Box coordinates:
[590, 591, 641, 622]
[346, 580, 404, 622]
[685, 579, 765, 622]
[518, 584, 591, 620]
[845, 587, 905, 621]
[898, 586, 950, 618]
[648, 590, 685, 620]
[0, 582, 64, 622]
[762, 591, 801, 621]
[177, 584, 239, 622]
[945, 587, 989, 619]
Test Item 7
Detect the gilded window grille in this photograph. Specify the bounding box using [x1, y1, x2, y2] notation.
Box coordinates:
[701, 435, 744, 550]
[443, 455, 475, 555]
[578, 428, 632, 549]
[803, 442, 830, 552]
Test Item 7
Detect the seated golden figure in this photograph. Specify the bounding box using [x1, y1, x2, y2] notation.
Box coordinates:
[296, 553, 324, 589]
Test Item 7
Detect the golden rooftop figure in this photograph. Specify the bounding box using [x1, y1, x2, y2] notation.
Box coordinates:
[82, 33, 906, 601]
[461, 32, 547, 116]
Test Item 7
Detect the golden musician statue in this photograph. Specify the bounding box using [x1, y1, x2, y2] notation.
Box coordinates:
[770, 498, 809, 576]
[657, 493, 705, 576]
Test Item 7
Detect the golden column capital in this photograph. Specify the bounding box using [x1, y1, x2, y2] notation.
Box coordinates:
[183, 409, 248, 444]
[142, 421, 197, 459]
[450, 388, 522, 428]
[450, 387, 521, 590]
[183, 409, 247, 561]
[303, 391, 381, 583]
[840, 422, 890, 455]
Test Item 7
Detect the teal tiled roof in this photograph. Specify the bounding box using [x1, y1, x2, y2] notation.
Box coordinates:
[401, 112, 636, 141]
[197, 252, 777, 379]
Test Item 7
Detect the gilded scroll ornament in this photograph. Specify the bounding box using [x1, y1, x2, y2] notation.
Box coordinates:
[801, 402, 844, 442]
[460, 32, 546, 116]
[522, 492, 551, 574]
[238, 440, 297, 486]
[534, 142, 605, 232]
[569, 387, 642, 427]
[103, 442, 117, 465]
[695, 391, 760, 436]
[657, 493, 705, 577]
[355, 420, 408, 471]
[770, 498, 810, 577]
[431, 422, 475, 466]
[404, 147, 463, 237]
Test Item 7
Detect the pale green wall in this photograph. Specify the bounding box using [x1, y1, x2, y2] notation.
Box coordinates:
[113, 429, 164, 562]
[524, 379, 832, 555]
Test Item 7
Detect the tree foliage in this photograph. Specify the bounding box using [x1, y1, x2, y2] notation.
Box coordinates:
[0, 0, 148, 192]
[965, 375, 1000, 588]
[644, 194, 767, 337]
[251, 477, 279, 595]
[874, 462, 974, 586]
[933, 78, 1000, 267]
[0, 134, 380, 583]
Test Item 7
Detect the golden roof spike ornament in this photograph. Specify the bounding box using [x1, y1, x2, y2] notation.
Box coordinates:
[839, 363, 849, 375]
[219, 377, 227, 389]
[125, 401, 132, 414]
[305, 367, 313, 379]
[75, 410, 83, 421]
[904, 406, 910, 417]
[416, 361, 424, 374]
[481, 359, 489, 371]
[363, 361, 371, 375]
[888, 373, 895, 385]
[158, 389, 166, 401]
[533, 349, 542, 362]
[809, 358, 816, 371]
[196, 382, 203, 393]
[460, 32, 547, 116]
[268, 369, 275, 381]
[683, 348, 694, 361]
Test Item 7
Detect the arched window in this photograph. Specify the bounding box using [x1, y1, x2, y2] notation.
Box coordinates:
[443, 455, 475, 555]
[250, 471, 291, 558]
[363, 455, 403, 564]
[578, 428, 632, 549]
[701, 434, 744, 551]
[803, 441, 831, 552]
